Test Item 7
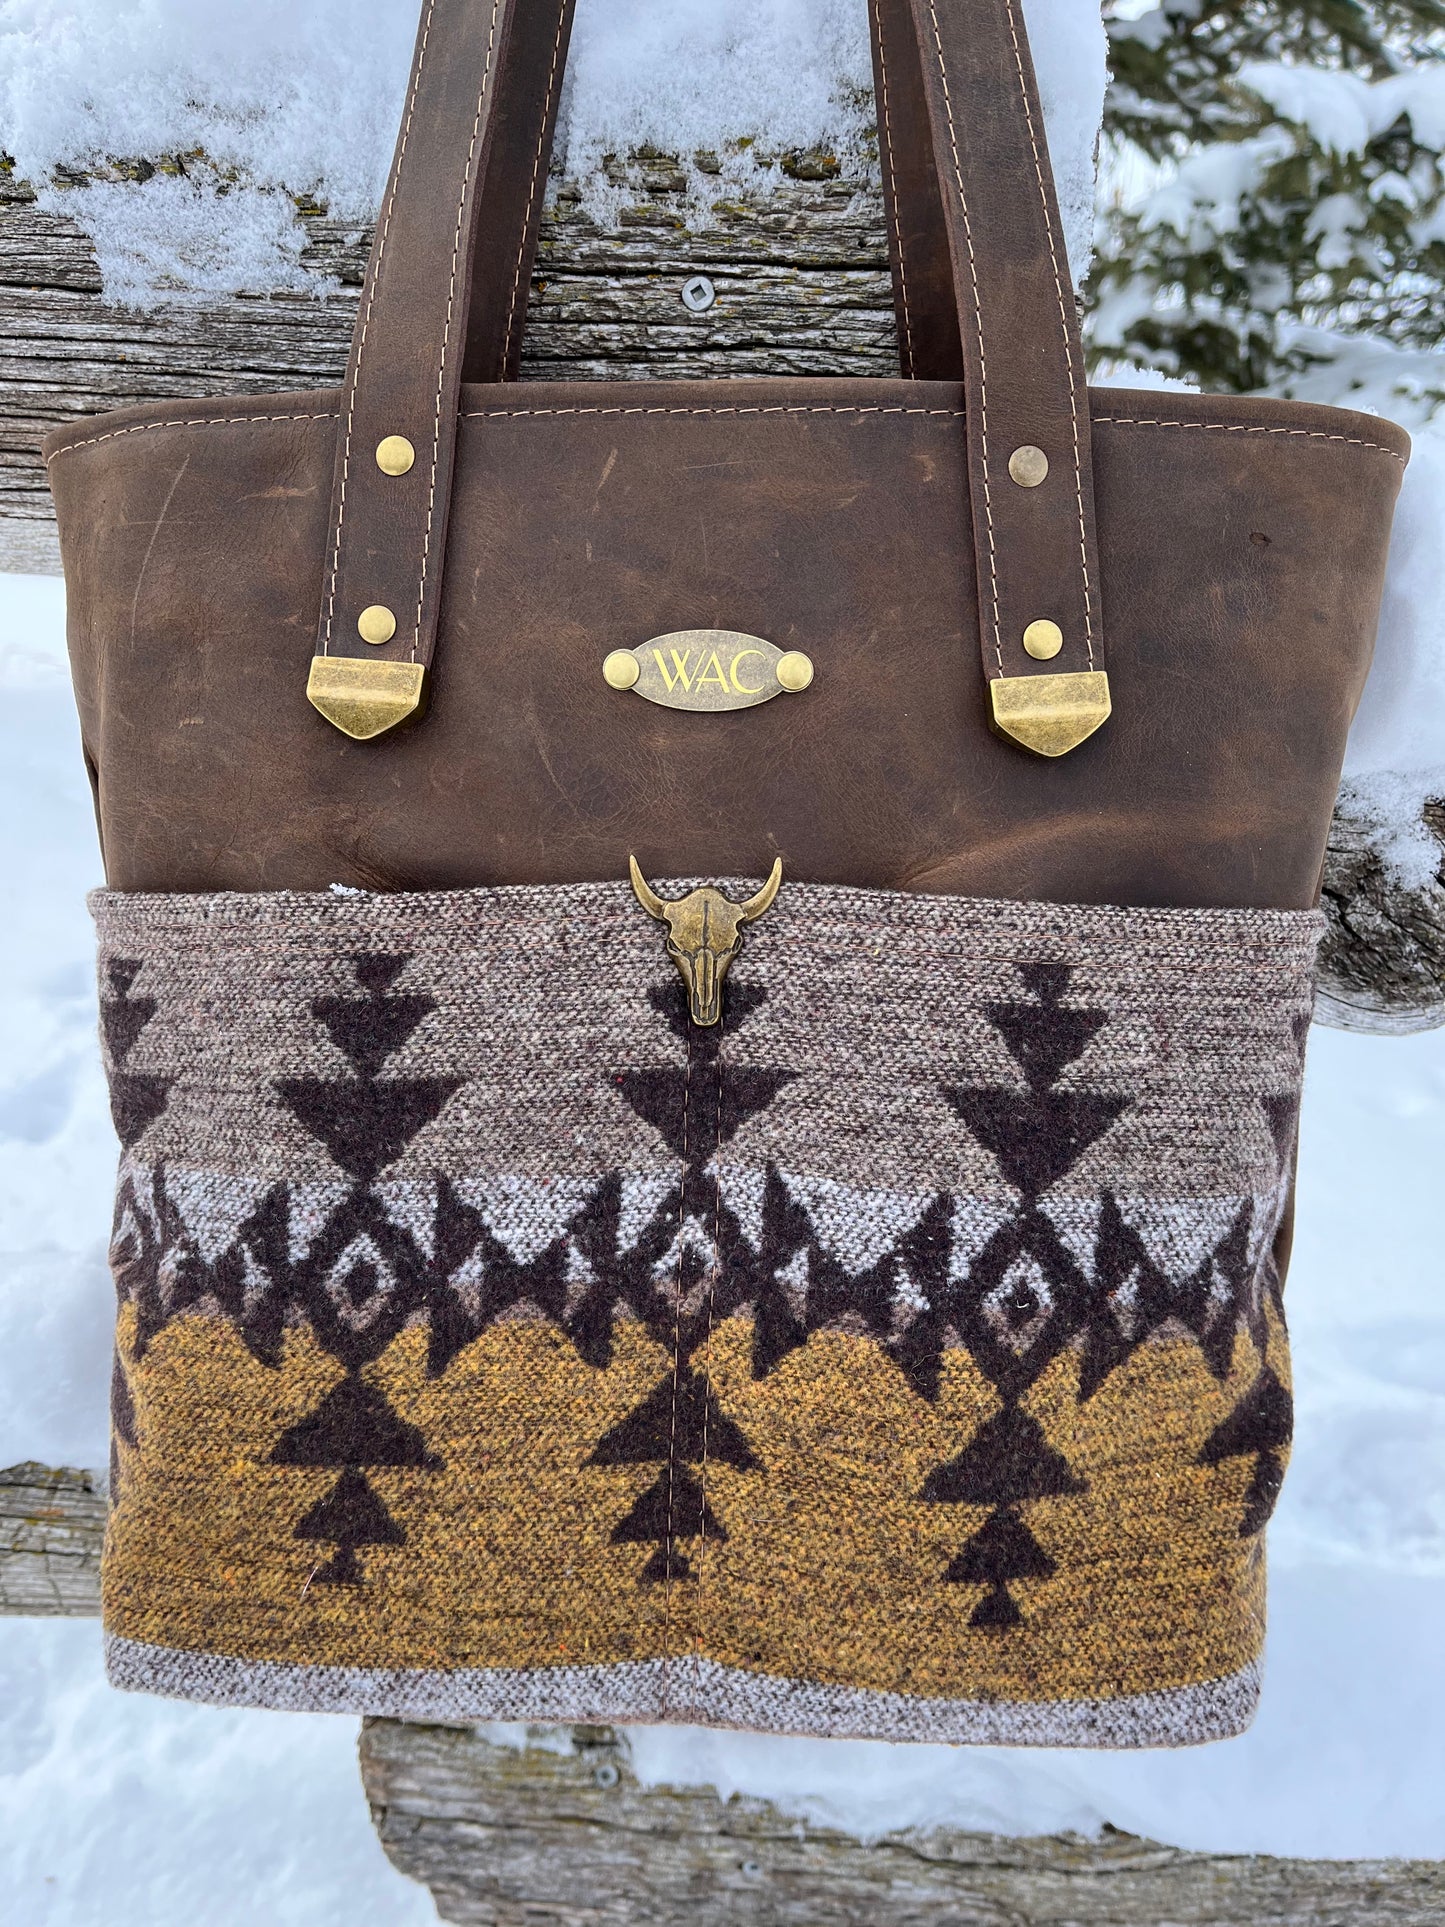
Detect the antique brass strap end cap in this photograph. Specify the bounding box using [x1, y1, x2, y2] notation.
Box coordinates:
[307, 656, 426, 740]
[989, 670, 1111, 758]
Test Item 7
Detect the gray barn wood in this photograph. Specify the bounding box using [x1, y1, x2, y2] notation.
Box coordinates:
[0, 149, 1440, 1020]
[360, 1717, 1445, 1926]
[0, 1460, 105, 1614]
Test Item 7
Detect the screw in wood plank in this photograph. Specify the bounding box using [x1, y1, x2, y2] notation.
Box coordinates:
[593, 1761, 620, 1789]
[681, 274, 716, 313]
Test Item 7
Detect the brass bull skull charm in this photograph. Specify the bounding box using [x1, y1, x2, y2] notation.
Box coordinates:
[628, 855, 784, 1026]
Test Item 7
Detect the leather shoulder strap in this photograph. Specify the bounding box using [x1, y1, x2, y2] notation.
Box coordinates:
[308, 0, 526, 738]
[308, 0, 1108, 758]
[906, 0, 1106, 751]
[870, 0, 962, 382]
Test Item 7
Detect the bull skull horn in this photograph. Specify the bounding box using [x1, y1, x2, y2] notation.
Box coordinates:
[627, 855, 785, 1026]
[628, 854, 669, 922]
[739, 856, 784, 922]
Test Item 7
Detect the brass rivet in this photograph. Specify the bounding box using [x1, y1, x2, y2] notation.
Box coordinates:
[602, 649, 641, 690]
[1023, 619, 1064, 661]
[358, 605, 398, 647]
[1008, 444, 1049, 488]
[375, 435, 416, 476]
[776, 650, 815, 693]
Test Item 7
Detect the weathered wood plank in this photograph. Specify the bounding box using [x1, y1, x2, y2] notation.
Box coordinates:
[0, 158, 897, 556]
[1316, 798, 1445, 1034]
[0, 1461, 105, 1615]
[360, 1718, 1445, 1925]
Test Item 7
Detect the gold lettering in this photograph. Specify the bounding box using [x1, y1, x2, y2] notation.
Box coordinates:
[729, 649, 765, 696]
[694, 651, 730, 693]
[653, 648, 694, 693]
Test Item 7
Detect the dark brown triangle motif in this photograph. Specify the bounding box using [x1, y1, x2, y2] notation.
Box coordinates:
[108, 1072, 173, 1150]
[588, 1367, 758, 1470]
[611, 1463, 726, 1564]
[921, 1399, 1083, 1627]
[947, 1087, 1128, 1199]
[272, 1370, 439, 1468]
[275, 1074, 462, 1183]
[1198, 1367, 1293, 1538]
[921, 1402, 1085, 1506]
[296, 1467, 405, 1586]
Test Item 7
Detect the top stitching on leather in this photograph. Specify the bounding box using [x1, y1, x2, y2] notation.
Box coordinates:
[501, 3, 570, 372]
[45, 413, 342, 461]
[1093, 416, 1408, 464]
[42, 406, 1408, 461]
[415, 0, 505, 663]
[873, 0, 916, 379]
[923, 0, 1002, 676]
[1001, 0, 1097, 668]
[320, 0, 438, 656]
[461, 404, 966, 418]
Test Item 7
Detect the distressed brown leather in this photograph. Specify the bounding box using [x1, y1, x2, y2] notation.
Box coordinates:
[43, 0, 1409, 910]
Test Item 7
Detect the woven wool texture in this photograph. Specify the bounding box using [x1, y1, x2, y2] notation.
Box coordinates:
[91, 881, 1321, 1746]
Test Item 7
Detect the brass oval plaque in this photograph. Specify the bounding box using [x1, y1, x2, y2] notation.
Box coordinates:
[605, 631, 812, 712]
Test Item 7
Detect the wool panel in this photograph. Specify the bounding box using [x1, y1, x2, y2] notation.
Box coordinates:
[92, 882, 1319, 1746]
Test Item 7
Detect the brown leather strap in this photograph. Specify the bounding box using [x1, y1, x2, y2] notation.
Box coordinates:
[905, 0, 1104, 692]
[870, 0, 962, 382]
[462, 0, 577, 383]
[316, 0, 524, 680]
[315, 0, 1105, 725]
[458, 0, 948, 386]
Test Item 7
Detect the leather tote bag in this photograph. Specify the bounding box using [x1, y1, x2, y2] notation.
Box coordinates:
[45, 0, 1408, 1746]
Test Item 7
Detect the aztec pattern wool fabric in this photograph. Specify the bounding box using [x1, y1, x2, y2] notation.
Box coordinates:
[92, 882, 1320, 1747]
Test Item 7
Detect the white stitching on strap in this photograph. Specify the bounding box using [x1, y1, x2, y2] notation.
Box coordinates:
[873, 0, 916, 379]
[414, 0, 505, 663]
[923, 0, 1002, 676]
[320, 0, 439, 657]
[1000, 0, 1096, 668]
[501, 2, 570, 373]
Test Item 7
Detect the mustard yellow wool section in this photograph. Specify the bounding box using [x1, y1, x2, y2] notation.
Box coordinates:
[106, 1306, 1278, 1699]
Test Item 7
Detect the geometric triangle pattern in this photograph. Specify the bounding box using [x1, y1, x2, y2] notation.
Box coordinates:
[1197, 1365, 1294, 1536]
[96, 899, 1315, 1632]
[99, 957, 173, 1149]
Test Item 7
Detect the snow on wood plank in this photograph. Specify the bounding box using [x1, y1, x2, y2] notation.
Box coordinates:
[359, 1718, 1445, 1924]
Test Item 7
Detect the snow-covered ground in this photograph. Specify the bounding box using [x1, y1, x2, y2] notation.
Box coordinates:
[1, 569, 1443, 1921]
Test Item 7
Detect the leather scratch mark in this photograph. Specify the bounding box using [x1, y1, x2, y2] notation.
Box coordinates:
[129, 455, 190, 648]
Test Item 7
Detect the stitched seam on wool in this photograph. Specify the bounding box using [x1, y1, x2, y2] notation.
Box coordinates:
[1000, 0, 1096, 668]
[923, 0, 1002, 676]
[1092, 416, 1408, 464]
[320, 0, 438, 656]
[45, 414, 341, 463]
[463, 404, 966, 419]
[873, 0, 915, 378]
[660, 1013, 694, 1710]
[694, 1004, 727, 1687]
[501, 2, 570, 372]
[414, 0, 505, 664]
